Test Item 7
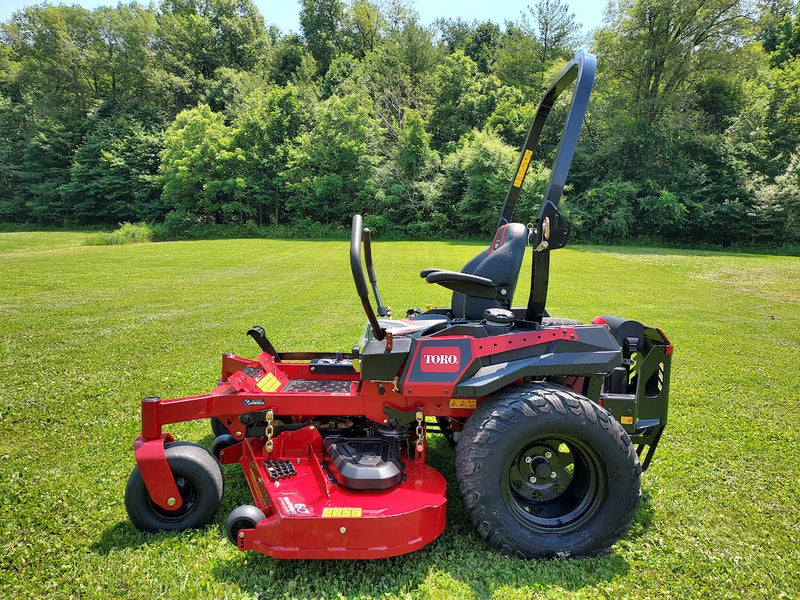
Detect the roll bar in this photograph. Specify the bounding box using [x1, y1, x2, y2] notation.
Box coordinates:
[497, 51, 597, 323]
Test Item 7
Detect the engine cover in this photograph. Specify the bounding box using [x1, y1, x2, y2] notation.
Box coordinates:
[323, 436, 403, 490]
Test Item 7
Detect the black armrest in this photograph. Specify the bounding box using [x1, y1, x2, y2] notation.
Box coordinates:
[420, 268, 438, 278]
[425, 269, 498, 299]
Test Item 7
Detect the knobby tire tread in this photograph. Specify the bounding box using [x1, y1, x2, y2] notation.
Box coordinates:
[455, 382, 641, 558]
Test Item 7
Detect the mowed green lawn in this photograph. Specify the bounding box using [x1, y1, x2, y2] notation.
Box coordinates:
[1, 231, 798, 600]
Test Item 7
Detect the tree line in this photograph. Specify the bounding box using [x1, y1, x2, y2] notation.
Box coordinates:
[1, 0, 799, 248]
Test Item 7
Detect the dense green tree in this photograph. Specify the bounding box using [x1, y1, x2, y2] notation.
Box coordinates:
[322, 52, 360, 98]
[61, 113, 164, 223]
[283, 94, 380, 225]
[484, 86, 532, 146]
[153, 0, 268, 111]
[396, 108, 435, 180]
[300, 0, 345, 75]
[19, 115, 87, 223]
[1, 5, 103, 112]
[269, 34, 316, 85]
[463, 21, 502, 73]
[435, 18, 474, 54]
[765, 24, 800, 164]
[159, 103, 248, 222]
[437, 130, 543, 236]
[595, 0, 752, 120]
[490, 23, 545, 98]
[374, 107, 443, 235]
[567, 180, 638, 241]
[529, 0, 581, 64]
[233, 84, 310, 224]
[93, 4, 158, 102]
[765, 1, 800, 65]
[693, 73, 745, 132]
[428, 51, 516, 151]
[752, 152, 800, 244]
[352, 42, 425, 141]
[157, 0, 267, 75]
[345, 0, 385, 58]
[0, 96, 28, 221]
[388, 16, 439, 83]
[757, 0, 795, 54]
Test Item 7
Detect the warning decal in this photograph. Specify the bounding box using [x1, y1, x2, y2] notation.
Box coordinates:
[449, 399, 477, 410]
[322, 507, 363, 518]
[513, 149, 533, 187]
[256, 372, 282, 393]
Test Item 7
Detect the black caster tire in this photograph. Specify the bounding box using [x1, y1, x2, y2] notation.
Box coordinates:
[225, 505, 266, 545]
[125, 442, 224, 532]
[211, 434, 238, 462]
[210, 417, 229, 437]
[456, 383, 641, 558]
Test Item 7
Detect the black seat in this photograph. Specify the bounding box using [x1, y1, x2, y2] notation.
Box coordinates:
[421, 222, 528, 320]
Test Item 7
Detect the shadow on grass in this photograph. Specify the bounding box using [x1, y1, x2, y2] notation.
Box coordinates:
[91, 521, 196, 554]
[209, 533, 633, 599]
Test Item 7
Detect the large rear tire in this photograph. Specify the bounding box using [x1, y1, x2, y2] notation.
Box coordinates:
[456, 383, 640, 558]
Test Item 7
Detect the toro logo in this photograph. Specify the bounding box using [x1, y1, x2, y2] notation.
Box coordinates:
[420, 347, 461, 373]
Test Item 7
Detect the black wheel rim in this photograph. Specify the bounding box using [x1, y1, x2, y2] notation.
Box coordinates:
[229, 518, 254, 539]
[502, 436, 606, 534]
[146, 474, 198, 522]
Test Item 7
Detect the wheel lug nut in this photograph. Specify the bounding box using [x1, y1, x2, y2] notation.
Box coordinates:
[545, 452, 552, 459]
[525, 457, 532, 464]
[529, 476, 536, 483]
[550, 471, 557, 479]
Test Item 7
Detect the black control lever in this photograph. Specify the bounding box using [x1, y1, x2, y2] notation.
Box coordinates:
[362, 228, 390, 318]
[247, 326, 278, 357]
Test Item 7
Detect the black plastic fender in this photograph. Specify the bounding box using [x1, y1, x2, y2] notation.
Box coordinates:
[453, 324, 622, 398]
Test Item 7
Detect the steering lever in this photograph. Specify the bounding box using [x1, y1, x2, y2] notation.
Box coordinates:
[350, 215, 386, 341]
[362, 228, 390, 318]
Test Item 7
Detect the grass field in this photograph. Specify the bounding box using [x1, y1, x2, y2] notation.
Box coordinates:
[1, 231, 798, 600]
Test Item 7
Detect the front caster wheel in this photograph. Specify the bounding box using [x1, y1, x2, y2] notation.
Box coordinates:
[210, 417, 228, 437]
[125, 442, 224, 532]
[211, 434, 237, 462]
[456, 383, 641, 558]
[225, 505, 266, 544]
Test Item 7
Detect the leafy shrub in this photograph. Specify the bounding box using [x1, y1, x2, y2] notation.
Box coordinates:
[362, 214, 389, 237]
[752, 153, 800, 245]
[152, 209, 197, 240]
[568, 181, 638, 242]
[84, 222, 154, 245]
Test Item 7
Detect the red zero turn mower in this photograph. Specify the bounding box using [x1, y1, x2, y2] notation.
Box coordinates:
[125, 52, 672, 559]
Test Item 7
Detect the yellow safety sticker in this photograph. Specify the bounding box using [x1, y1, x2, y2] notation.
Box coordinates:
[257, 372, 281, 393]
[449, 399, 477, 409]
[621, 416, 634, 425]
[513, 149, 533, 187]
[322, 507, 362, 518]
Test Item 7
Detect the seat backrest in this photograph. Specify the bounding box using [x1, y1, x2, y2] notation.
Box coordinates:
[451, 222, 528, 319]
